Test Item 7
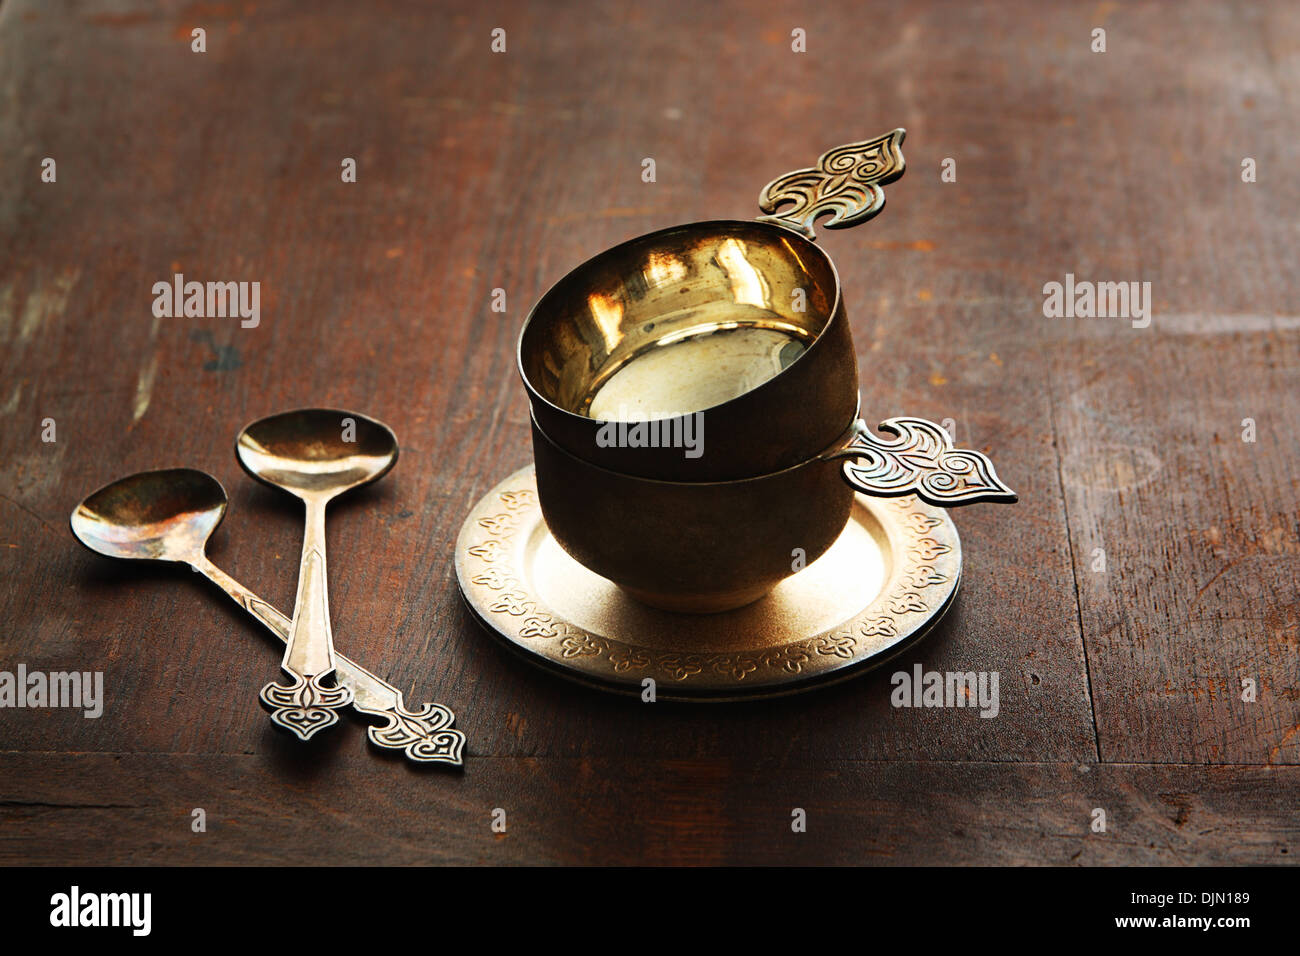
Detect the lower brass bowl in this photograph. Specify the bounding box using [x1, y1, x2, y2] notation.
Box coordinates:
[531, 418, 857, 613]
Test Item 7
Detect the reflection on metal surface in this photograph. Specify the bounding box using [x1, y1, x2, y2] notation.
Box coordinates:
[715, 237, 770, 308]
[643, 250, 687, 288]
[585, 291, 625, 355]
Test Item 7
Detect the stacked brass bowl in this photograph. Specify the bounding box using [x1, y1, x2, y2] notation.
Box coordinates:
[516, 130, 1015, 613]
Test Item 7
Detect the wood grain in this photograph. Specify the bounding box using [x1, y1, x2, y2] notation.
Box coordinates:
[1052, 334, 1300, 764]
[0, 0, 1296, 864]
[0, 752, 1295, 866]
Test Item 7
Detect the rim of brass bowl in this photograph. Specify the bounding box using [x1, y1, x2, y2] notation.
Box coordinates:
[529, 414, 859, 614]
[517, 219, 860, 483]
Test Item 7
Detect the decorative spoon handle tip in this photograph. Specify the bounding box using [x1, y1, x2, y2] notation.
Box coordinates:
[259, 673, 354, 741]
[366, 701, 466, 766]
[206, 561, 465, 765]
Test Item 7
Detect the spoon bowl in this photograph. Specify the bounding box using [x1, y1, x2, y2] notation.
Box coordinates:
[71, 468, 226, 564]
[235, 409, 398, 497]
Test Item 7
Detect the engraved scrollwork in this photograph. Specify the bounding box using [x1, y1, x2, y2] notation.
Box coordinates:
[908, 537, 953, 562]
[860, 617, 899, 639]
[712, 655, 759, 681]
[659, 655, 705, 681]
[814, 633, 858, 659]
[367, 702, 465, 765]
[608, 647, 651, 673]
[467, 539, 504, 563]
[560, 634, 606, 659]
[758, 645, 811, 675]
[904, 566, 949, 590]
[888, 592, 929, 615]
[756, 129, 907, 239]
[488, 589, 534, 616]
[471, 567, 515, 590]
[260, 673, 354, 741]
[519, 615, 560, 639]
[904, 513, 944, 535]
[833, 417, 1018, 507]
[477, 512, 518, 535]
[500, 490, 536, 511]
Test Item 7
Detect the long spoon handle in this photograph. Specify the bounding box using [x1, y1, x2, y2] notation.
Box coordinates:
[258, 496, 352, 739]
[197, 557, 464, 765]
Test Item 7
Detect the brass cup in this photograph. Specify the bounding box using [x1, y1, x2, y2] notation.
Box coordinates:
[517, 132, 1017, 613]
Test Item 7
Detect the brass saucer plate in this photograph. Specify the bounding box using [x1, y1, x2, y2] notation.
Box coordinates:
[455, 467, 961, 701]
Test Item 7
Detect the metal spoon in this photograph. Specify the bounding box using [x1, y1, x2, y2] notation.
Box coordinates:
[70, 468, 464, 764]
[235, 409, 399, 740]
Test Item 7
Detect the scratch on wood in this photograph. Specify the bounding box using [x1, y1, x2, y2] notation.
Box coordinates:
[1153, 314, 1298, 335]
[133, 353, 159, 423]
[1268, 724, 1300, 765]
[0, 382, 20, 416]
[15, 268, 80, 346]
[0, 493, 54, 533]
[0, 282, 14, 342]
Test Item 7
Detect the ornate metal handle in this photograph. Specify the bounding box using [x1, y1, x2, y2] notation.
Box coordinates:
[261, 495, 353, 740]
[200, 559, 465, 765]
[260, 674, 352, 739]
[829, 417, 1018, 507]
[756, 129, 907, 239]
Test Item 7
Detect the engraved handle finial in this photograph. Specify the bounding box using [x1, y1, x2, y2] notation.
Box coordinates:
[756, 129, 907, 239]
[200, 559, 465, 765]
[831, 417, 1018, 508]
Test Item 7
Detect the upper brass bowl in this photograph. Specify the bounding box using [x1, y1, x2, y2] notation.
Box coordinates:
[519, 220, 858, 481]
[518, 131, 911, 483]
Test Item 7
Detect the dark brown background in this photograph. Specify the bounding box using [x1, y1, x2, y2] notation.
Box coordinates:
[1, 0, 1297, 865]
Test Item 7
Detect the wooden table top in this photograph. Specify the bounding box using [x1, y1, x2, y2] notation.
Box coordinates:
[1, 0, 1296, 865]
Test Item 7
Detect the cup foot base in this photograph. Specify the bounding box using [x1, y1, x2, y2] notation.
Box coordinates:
[618, 584, 774, 615]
